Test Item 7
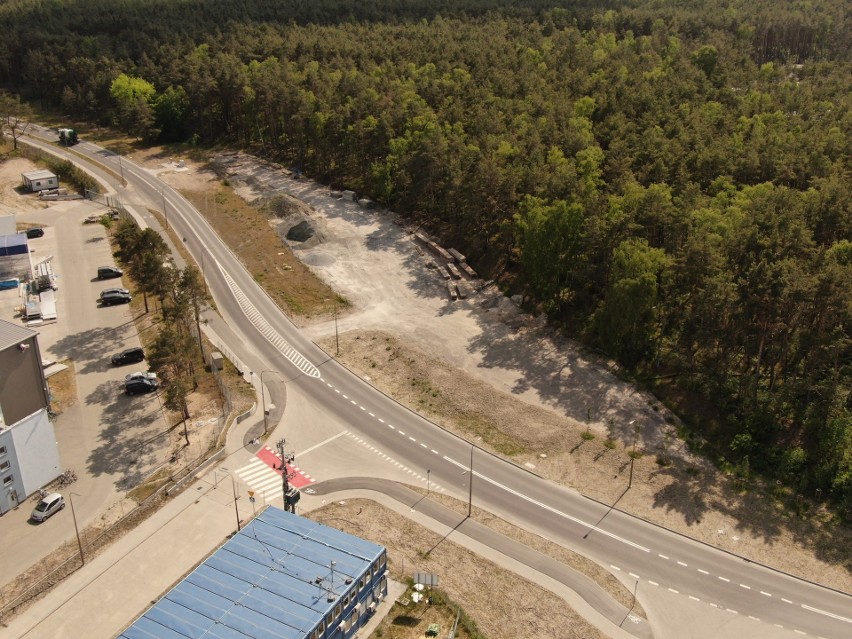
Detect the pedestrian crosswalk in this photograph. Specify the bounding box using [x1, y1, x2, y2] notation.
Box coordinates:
[234, 449, 316, 503]
[218, 264, 320, 379]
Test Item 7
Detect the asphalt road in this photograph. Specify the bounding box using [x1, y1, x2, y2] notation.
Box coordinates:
[23, 130, 852, 639]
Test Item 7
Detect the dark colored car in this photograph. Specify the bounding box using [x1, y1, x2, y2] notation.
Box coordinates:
[125, 377, 159, 395]
[111, 347, 145, 366]
[97, 266, 123, 280]
[100, 290, 132, 305]
[24, 227, 45, 239]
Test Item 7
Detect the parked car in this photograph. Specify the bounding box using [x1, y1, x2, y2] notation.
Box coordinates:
[111, 347, 145, 366]
[100, 290, 132, 305]
[31, 493, 65, 522]
[23, 227, 45, 238]
[125, 377, 159, 395]
[97, 266, 123, 279]
[125, 371, 157, 382]
[100, 287, 130, 299]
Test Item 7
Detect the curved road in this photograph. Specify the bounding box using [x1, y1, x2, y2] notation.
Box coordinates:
[25, 130, 852, 639]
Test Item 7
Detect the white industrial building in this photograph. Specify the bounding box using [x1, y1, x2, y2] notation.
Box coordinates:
[0, 319, 61, 514]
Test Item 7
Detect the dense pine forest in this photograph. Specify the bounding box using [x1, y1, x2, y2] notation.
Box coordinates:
[1, 0, 850, 512]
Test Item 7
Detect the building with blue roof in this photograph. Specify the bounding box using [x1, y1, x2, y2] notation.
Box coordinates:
[119, 507, 388, 639]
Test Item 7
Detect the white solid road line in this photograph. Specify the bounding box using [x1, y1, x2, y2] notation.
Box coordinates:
[297, 431, 347, 457]
[443, 455, 650, 553]
[800, 604, 852, 623]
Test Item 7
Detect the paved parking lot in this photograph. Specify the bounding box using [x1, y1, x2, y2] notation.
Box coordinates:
[0, 198, 171, 587]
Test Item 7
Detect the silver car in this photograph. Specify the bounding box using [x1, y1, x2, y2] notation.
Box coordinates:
[31, 492, 65, 522]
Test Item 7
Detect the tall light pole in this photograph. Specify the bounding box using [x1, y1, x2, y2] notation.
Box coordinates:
[218, 468, 241, 531]
[117, 153, 125, 184]
[69, 492, 85, 566]
[427, 469, 431, 495]
[628, 419, 638, 489]
[334, 298, 340, 356]
[324, 297, 340, 356]
[467, 445, 474, 517]
[161, 190, 169, 229]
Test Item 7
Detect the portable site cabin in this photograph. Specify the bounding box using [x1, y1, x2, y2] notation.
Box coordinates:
[21, 170, 58, 193]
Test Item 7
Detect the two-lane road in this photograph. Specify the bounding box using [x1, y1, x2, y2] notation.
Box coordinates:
[30, 130, 852, 638]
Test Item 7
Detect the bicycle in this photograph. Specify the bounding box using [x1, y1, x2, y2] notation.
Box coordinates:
[57, 469, 77, 488]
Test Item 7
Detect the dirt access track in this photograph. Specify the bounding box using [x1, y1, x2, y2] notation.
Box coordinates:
[145, 150, 852, 595]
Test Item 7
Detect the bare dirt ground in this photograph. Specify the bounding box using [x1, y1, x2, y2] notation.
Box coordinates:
[151, 152, 851, 594]
[311, 498, 607, 639]
[0, 156, 52, 215]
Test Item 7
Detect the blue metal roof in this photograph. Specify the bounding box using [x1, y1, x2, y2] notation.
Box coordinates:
[119, 507, 385, 639]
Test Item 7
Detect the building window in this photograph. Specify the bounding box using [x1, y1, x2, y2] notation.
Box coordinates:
[378, 552, 386, 568]
[0, 461, 9, 472]
[359, 577, 365, 590]
[3, 475, 13, 486]
[0, 446, 7, 456]
[335, 603, 341, 618]
[318, 621, 324, 634]
[326, 611, 333, 626]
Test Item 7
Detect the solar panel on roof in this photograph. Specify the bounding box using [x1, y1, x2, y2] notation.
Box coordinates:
[120, 507, 386, 639]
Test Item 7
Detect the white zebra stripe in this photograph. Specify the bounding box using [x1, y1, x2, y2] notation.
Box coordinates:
[219, 263, 320, 378]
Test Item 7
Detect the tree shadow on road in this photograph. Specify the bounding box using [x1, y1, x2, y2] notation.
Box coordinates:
[85, 384, 168, 490]
[48, 325, 137, 374]
[649, 460, 852, 575]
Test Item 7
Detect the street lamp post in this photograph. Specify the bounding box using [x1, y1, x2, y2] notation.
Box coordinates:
[69, 492, 85, 566]
[427, 469, 431, 495]
[628, 419, 638, 489]
[467, 445, 474, 517]
[161, 190, 169, 229]
[218, 469, 241, 531]
[333, 299, 339, 356]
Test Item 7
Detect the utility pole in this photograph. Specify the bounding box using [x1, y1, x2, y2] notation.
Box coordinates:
[628, 419, 638, 489]
[161, 190, 168, 229]
[276, 438, 299, 513]
[467, 445, 474, 517]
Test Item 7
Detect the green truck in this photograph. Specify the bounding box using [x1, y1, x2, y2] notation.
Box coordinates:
[58, 128, 79, 145]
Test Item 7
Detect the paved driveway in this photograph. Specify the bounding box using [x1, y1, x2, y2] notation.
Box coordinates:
[0, 199, 171, 588]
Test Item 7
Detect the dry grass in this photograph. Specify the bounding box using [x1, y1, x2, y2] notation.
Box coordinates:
[309, 499, 607, 639]
[170, 170, 338, 320]
[46, 362, 77, 415]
